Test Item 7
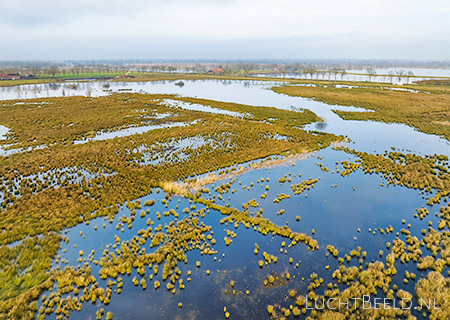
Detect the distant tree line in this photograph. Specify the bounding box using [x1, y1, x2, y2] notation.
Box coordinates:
[0, 61, 421, 83]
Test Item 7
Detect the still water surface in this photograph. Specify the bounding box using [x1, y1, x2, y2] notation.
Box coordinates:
[0, 80, 445, 319]
[2, 79, 449, 157]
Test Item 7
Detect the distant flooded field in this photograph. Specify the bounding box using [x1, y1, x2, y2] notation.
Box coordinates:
[252, 67, 450, 83]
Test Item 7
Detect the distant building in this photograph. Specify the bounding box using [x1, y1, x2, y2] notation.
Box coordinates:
[0, 73, 20, 80]
[207, 68, 225, 75]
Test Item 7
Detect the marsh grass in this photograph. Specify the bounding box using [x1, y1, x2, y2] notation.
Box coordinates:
[271, 149, 450, 319]
[0, 92, 338, 318]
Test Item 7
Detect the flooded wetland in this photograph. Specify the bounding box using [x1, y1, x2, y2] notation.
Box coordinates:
[1, 76, 450, 320]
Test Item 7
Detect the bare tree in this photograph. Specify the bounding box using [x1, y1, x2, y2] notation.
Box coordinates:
[395, 69, 405, 83]
[49, 66, 59, 78]
[167, 66, 177, 73]
[406, 71, 414, 84]
[366, 68, 377, 82]
[302, 70, 308, 79]
[305, 68, 316, 79]
[331, 68, 340, 81]
[309, 68, 317, 79]
[340, 69, 347, 80]
[31, 67, 39, 76]
[388, 70, 394, 83]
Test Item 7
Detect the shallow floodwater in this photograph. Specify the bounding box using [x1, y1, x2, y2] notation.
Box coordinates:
[73, 121, 195, 145]
[162, 99, 244, 117]
[336, 67, 450, 83]
[0, 80, 448, 319]
[2, 79, 450, 157]
[346, 67, 450, 78]
[40, 147, 436, 319]
[304, 117, 450, 156]
[253, 67, 450, 83]
[0, 124, 8, 140]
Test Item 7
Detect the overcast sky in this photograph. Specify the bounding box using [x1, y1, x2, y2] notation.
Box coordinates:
[0, 0, 449, 60]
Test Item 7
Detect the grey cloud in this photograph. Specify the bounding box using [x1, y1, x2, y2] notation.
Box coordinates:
[2, 33, 449, 60]
[0, 0, 150, 26]
[0, 0, 238, 27]
[0, 0, 448, 60]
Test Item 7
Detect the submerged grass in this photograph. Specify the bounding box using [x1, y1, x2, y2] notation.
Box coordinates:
[0, 92, 338, 318]
[269, 148, 450, 319]
[5, 77, 450, 319]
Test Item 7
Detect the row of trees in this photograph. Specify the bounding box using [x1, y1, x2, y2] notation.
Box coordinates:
[293, 68, 347, 80]
[0, 65, 127, 78]
[0, 62, 352, 78]
[0, 62, 417, 83]
[365, 68, 415, 83]
[276, 67, 416, 83]
[275, 67, 416, 83]
[0, 64, 221, 77]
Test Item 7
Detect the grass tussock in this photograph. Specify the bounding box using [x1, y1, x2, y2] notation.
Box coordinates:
[0, 92, 338, 318]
